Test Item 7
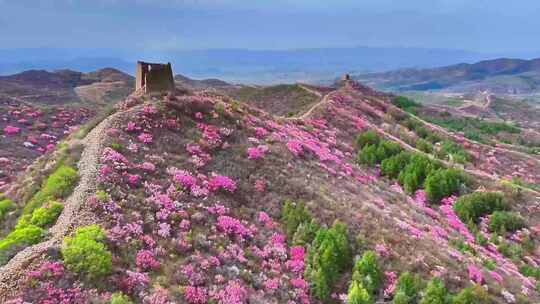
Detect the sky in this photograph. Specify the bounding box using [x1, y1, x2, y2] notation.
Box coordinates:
[1, 0, 539, 53]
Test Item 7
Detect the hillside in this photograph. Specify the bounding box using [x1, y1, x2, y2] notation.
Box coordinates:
[354, 58, 540, 94]
[0, 68, 134, 190]
[0, 79, 538, 304]
[0, 68, 134, 105]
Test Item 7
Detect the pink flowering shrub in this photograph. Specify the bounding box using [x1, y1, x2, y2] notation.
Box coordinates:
[286, 140, 303, 156]
[136, 250, 160, 270]
[208, 174, 237, 192]
[216, 216, 252, 238]
[468, 264, 484, 284]
[211, 280, 247, 304]
[184, 286, 208, 304]
[137, 132, 153, 144]
[4, 125, 21, 135]
[247, 145, 268, 160]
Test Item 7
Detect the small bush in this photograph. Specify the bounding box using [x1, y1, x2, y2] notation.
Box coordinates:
[352, 251, 382, 294]
[453, 192, 508, 225]
[357, 144, 379, 166]
[381, 152, 412, 179]
[438, 141, 471, 164]
[0, 225, 44, 263]
[497, 240, 523, 261]
[398, 154, 440, 194]
[489, 211, 526, 234]
[307, 221, 351, 301]
[451, 284, 488, 304]
[424, 169, 465, 204]
[348, 281, 373, 304]
[375, 140, 403, 162]
[394, 96, 421, 114]
[30, 202, 64, 227]
[416, 138, 433, 153]
[61, 225, 112, 280]
[292, 219, 320, 246]
[356, 130, 381, 149]
[110, 292, 134, 304]
[0, 198, 15, 221]
[281, 201, 312, 239]
[392, 272, 422, 304]
[420, 278, 450, 304]
[23, 165, 78, 215]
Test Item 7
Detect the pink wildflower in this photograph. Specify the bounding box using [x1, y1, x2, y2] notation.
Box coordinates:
[286, 140, 303, 156]
[184, 286, 208, 304]
[264, 278, 280, 290]
[140, 162, 156, 172]
[212, 280, 247, 304]
[216, 216, 252, 238]
[254, 179, 266, 192]
[173, 170, 197, 189]
[383, 271, 398, 298]
[254, 127, 269, 138]
[137, 132, 153, 144]
[208, 174, 237, 192]
[4, 125, 20, 135]
[127, 174, 141, 186]
[468, 264, 484, 284]
[136, 250, 160, 270]
[247, 145, 269, 160]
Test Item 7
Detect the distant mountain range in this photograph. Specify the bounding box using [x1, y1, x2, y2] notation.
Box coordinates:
[0, 68, 134, 105]
[1, 47, 532, 84]
[354, 57, 540, 94]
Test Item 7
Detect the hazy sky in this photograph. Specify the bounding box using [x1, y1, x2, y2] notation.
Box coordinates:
[1, 0, 539, 53]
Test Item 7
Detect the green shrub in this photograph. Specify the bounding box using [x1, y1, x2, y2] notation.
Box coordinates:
[375, 141, 403, 162]
[452, 285, 488, 304]
[61, 225, 112, 280]
[352, 251, 382, 294]
[392, 272, 422, 304]
[416, 127, 430, 139]
[0, 198, 15, 220]
[110, 142, 123, 152]
[438, 141, 471, 164]
[292, 219, 320, 246]
[381, 152, 412, 179]
[519, 265, 540, 280]
[416, 138, 433, 153]
[453, 192, 508, 225]
[394, 96, 421, 114]
[489, 211, 526, 234]
[356, 130, 381, 149]
[393, 291, 413, 304]
[23, 165, 78, 215]
[0, 225, 44, 263]
[348, 281, 373, 304]
[30, 202, 64, 227]
[497, 240, 523, 261]
[398, 154, 440, 194]
[307, 221, 351, 301]
[424, 169, 465, 204]
[282, 201, 312, 239]
[110, 292, 134, 304]
[357, 144, 379, 166]
[420, 278, 450, 304]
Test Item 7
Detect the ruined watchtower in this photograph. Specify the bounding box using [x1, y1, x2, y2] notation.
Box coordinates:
[135, 61, 175, 93]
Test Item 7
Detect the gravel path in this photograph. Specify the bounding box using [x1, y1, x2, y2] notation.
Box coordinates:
[0, 106, 131, 301]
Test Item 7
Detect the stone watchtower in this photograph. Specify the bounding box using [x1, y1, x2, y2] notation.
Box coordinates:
[135, 61, 175, 93]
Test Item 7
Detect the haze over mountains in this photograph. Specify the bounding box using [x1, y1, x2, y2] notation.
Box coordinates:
[2, 47, 540, 84]
[354, 57, 540, 94]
